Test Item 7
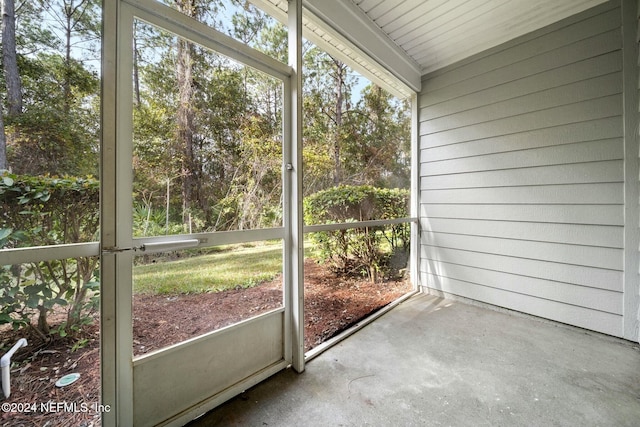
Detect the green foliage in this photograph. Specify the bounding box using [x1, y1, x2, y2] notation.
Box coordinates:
[304, 185, 409, 282]
[10, 50, 100, 176]
[343, 85, 411, 188]
[0, 172, 99, 242]
[132, 202, 188, 237]
[0, 229, 29, 330]
[128, 10, 410, 234]
[0, 172, 100, 336]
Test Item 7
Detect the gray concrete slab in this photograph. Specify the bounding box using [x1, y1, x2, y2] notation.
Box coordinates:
[186, 294, 640, 426]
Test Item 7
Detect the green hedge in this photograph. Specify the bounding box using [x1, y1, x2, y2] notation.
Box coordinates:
[304, 185, 409, 282]
[0, 172, 99, 337]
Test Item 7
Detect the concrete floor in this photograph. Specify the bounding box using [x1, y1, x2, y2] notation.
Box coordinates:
[187, 293, 640, 426]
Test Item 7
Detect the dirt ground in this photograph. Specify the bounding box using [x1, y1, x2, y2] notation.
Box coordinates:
[0, 260, 411, 427]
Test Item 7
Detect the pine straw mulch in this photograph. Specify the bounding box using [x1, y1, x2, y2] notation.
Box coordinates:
[1, 260, 411, 427]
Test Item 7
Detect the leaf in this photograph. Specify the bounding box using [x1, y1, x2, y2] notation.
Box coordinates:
[0, 228, 12, 241]
[12, 230, 27, 241]
[26, 294, 40, 309]
[84, 281, 100, 290]
[43, 298, 66, 309]
[52, 298, 68, 306]
[24, 285, 42, 295]
[2, 176, 14, 186]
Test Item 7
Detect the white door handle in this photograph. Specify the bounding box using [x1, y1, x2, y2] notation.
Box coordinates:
[141, 239, 200, 253]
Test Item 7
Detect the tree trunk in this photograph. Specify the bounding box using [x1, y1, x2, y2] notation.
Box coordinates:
[333, 89, 342, 185]
[60, 0, 93, 114]
[2, 0, 22, 117]
[133, 21, 141, 107]
[0, 108, 6, 170]
[332, 59, 346, 185]
[63, 1, 73, 114]
[176, 1, 196, 222]
[37, 305, 50, 336]
[176, 39, 194, 220]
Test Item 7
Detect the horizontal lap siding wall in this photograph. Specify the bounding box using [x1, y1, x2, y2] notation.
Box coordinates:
[637, 0, 640, 341]
[419, 1, 625, 336]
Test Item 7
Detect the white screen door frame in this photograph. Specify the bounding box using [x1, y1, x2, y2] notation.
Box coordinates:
[100, 0, 302, 425]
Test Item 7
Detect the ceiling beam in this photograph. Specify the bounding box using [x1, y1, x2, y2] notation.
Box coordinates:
[249, 0, 420, 97]
[304, 0, 421, 93]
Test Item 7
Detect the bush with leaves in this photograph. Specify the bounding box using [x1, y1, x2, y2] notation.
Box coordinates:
[0, 172, 99, 339]
[304, 185, 409, 282]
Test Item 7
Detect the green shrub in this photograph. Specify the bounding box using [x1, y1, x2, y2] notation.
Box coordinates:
[0, 172, 100, 337]
[304, 185, 409, 282]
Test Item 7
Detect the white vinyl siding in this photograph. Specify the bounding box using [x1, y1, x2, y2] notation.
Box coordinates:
[637, 0, 640, 342]
[419, 0, 625, 336]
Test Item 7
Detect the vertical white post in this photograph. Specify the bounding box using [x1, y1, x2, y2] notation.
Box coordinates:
[410, 93, 420, 292]
[283, 77, 292, 365]
[101, 1, 134, 425]
[636, 0, 640, 345]
[622, 0, 640, 341]
[288, 0, 305, 372]
[100, 1, 118, 425]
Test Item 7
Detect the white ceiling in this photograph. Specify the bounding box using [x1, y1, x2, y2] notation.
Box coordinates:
[353, 0, 608, 75]
[252, 0, 609, 97]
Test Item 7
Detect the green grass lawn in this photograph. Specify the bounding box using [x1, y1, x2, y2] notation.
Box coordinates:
[133, 243, 283, 295]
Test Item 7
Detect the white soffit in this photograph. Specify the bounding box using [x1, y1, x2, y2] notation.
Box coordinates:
[249, 0, 420, 99]
[354, 0, 609, 75]
[252, 0, 609, 96]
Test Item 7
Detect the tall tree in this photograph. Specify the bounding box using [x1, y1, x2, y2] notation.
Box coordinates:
[133, 20, 141, 107]
[175, 0, 198, 223]
[343, 84, 411, 187]
[6, 0, 100, 175]
[11, 52, 99, 175]
[230, 0, 267, 48]
[2, 0, 22, 117]
[129, 4, 410, 234]
[42, 0, 101, 114]
[302, 47, 354, 189]
[176, 35, 195, 220]
[1, 0, 22, 170]
[0, 104, 6, 170]
[329, 57, 347, 185]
